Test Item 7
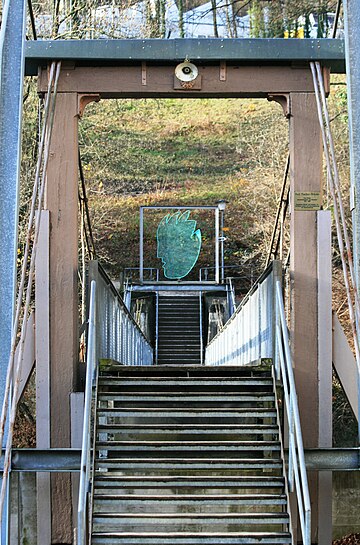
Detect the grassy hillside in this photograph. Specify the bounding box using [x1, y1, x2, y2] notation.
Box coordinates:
[20, 79, 350, 286]
[79, 97, 289, 281]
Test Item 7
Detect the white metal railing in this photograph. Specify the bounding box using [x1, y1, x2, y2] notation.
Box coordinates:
[275, 281, 311, 545]
[77, 262, 154, 543]
[77, 280, 97, 545]
[89, 261, 153, 366]
[205, 262, 281, 366]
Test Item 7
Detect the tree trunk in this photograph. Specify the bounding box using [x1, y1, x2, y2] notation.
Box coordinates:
[211, 0, 218, 38]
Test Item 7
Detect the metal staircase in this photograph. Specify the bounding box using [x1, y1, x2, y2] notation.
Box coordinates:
[91, 365, 292, 545]
[157, 294, 202, 365]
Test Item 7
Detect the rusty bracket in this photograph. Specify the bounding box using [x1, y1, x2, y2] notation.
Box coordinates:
[267, 93, 291, 118]
[78, 94, 100, 117]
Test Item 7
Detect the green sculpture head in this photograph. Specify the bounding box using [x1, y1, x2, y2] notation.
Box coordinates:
[157, 211, 202, 280]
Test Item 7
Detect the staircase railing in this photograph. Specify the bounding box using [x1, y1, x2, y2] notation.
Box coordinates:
[77, 280, 97, 545]
[204, 263, 311, 545]
[88, 260, 153, 365]
[77, 263, 154, 544]
[275, 281, 311, 545]
[205, 261, 282, 366]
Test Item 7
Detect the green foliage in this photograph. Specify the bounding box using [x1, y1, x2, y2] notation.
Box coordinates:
[249, 0, 266, 38]
[333, 374, 358, 447]
[267, 1, 284, 38]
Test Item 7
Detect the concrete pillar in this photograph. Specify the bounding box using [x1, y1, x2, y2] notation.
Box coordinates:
[44, 91, 79, 543]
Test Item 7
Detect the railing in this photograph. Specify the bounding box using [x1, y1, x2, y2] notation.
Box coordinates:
[77, 280, 97, 545]
[123, 267, 160, 283]
[227, 277, 237, 315]
[89, 261, 153, 365]
[205, 261, 282, 366]
[77, 264, 154, 543]
[275, 281, 311, 545]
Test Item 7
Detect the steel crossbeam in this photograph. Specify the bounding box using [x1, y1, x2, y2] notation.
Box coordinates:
[24, 38, 345, 76]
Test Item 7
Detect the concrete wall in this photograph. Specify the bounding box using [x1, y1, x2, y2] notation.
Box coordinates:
[10, 473, 37, 545]
[333, 471, 360, 539]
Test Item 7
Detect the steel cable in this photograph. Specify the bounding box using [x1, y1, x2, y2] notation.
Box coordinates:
[310, 61, 360, 441]
[0, 60, 62, 523]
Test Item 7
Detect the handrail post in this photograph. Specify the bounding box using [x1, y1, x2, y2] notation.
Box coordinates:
[275, 280, 311, 545]
[199, 291, 203, 365]
[77, 280, 97, 545]
[155, 292, 159, 365]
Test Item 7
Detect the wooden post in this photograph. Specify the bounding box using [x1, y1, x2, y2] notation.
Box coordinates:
[44, 92, 79, 543]
[289, 92, 323, 543]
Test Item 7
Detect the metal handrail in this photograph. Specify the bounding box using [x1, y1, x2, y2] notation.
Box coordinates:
[206, 261, 275, 349]
[77, 280, 97, 545]
[205, 262, 280, 366]
[155, 291, 159, 364]
[89, 261, 153, 365]
[275, 281, 311, 545]
[227, 277, 237, 314]
[123, 267, 160, 282]
[199, 290, 203, 365]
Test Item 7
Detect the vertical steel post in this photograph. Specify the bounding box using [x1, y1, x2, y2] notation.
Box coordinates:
[0, 1, 26, 543]
[155, 292, 159, 365]
[139, 207, 144, 283]
[215, 208, 220, 284]
[199, 291, 203, 365]
[343, 0, 360, 297]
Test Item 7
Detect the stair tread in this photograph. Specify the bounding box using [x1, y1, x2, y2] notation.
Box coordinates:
[95, 457, 282, 463]
[94, 494, 286, 501]
[93, 513, 289, 519]
[92, 532, 291, 536]
[96, 441, 280, 448]
[97, 408, 276, 412]
[96, 424, 278, 429]
[97, 392, 274, 397]
[94, 476, 284, 483]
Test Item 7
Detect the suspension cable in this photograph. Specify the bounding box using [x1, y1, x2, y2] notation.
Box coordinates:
[78, 149, 96, 259]
[310, 61, 360, 441]
[331, 0, 342, 39]
[265, 153, 290, 268]
[27, 0, 37, 40]
[0, 61, 62, 522]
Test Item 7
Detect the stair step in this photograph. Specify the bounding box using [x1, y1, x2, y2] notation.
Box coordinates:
[93, 494, 288, 514]
[91, 532, 292, 544]
[92, 512, 290, 532]
[96, 409, 277, 423]
[157, 347, 201, 352]
[95, 441, 281, 457]
[97, 394, 275, 407]
[95, 458, 283, 473]
[98, 379, 273, 390]
[95, 424, 279, 439]
[94, 476, 285, 489]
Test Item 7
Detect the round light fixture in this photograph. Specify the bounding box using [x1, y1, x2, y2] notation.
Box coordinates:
[175, 61, 199, 82]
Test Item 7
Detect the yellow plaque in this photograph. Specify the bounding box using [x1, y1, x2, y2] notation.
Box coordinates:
[294, 192, 321, 211]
